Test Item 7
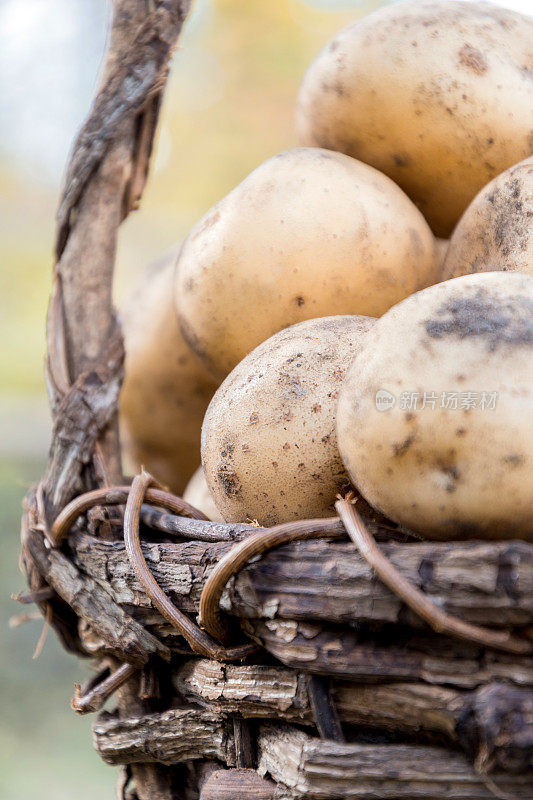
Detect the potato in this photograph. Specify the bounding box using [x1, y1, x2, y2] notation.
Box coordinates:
[202, 315, 375, 525]
[337, 272, 533, 540]
[297, 1, 533, 237]
[175, 147, 437, 379]
[442, 157, 533, 280]
[183, 467, 224, 522]
[120, 248, 218, 494]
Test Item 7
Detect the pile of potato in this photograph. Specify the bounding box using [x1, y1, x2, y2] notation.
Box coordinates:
[120, 0, 533, 542]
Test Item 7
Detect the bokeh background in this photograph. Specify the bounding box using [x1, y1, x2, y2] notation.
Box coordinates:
[0, 0, 530, 797]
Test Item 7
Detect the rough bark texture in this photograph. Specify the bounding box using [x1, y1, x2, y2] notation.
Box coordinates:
[244, 619, 533, 688]
[23, 524, 168, 665]
[200, 769, 276, 800]
[92, 707, 533, 797]
[174, 660, 533, 772]
[69, 532, 533, 628]
[94, 707, 236, 766]
[257, 724, 533, 799]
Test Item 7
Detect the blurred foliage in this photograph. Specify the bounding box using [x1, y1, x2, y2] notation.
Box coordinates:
[0, 0, 384, 396]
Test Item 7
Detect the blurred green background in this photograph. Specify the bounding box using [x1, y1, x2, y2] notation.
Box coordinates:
[0, 1, 382, 797]
[1, 0, 529, 797]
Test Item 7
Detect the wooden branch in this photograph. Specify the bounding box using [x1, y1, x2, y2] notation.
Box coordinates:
[93, 704, 533, 794]
[69, 532, 533, 628]
[93, 707, 235, 766]
[174, 660, 533, 773]
[35, 0, 192, 525]
[140, 507, 255, 542]
[174, 660, 310, 722]
[336, 499, 531, 654]
[257, 723, 533, 799]
[22, 522, 168, 665]
[200, 769, 275, 800]
[244, 620, 533, 689]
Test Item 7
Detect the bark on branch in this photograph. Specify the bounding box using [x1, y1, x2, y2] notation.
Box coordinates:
[69, 532, 533, 629]
[92, 707, 533, 796]
[257, 723, 533, 799]
[174, 660, 533, 773]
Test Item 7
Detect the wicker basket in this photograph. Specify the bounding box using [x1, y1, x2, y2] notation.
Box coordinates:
[18, 2, 533, 798]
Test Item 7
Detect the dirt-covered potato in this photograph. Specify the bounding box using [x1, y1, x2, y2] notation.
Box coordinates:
[442, 157, 533, 280]
[175, 147, 437, 379]
[297, 1, 533, 237]
[202, 315, 375, 525]
[183, 467, 224, 522]
[337, 272, 533, 540]
[120, 248, 218, 494]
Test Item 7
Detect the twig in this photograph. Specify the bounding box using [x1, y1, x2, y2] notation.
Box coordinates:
[123, 472, 256, 661]
[72, 662, 137, 714]
[140, 505, 256, 542]
[233, 718, 255, 768]
[307, 675, 345, 743]
[335, 500, 532, 656]
[199, 518, 345, 643]
[9, 610, 42, 628]
[33, 603, 52, 659]
[50, 484, 207, 545]
[12, 587, 55, 604]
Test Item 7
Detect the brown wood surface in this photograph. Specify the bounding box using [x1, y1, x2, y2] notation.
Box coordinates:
[200, 769, 275, 800]
[257, 723, 533, 799]
[19, 3, 193, 799]
[93, 706, 533, 796]
[70, 532, 533, 629]
[94, 706, 235, 766]
[174, 659, 533, 772]
[245, 619, 533, 688]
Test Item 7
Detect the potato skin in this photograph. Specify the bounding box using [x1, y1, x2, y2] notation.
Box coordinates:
[120, 248, 218, 494]
[183, 467, 224, 522]
[442, 157, 533, 280]
[298, 1, 533, 237]
[175, 147, 437, 379]
[337, 273, 533, 540]
[202, 315, 375, 525]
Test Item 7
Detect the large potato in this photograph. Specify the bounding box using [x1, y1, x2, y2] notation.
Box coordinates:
[202, 315, 375, 525]
[337, 272, 533, 540]
[297, 1, 533, 237]
[175, 147, 437, 379]
[120, 248, 218, 494]
[442, 157, 533, 280]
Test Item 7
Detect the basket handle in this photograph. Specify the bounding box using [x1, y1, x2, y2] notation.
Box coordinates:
[41, 0, 192, 523]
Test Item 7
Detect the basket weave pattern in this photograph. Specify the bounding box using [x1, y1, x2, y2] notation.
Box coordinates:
[18, 3, 533, 799]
